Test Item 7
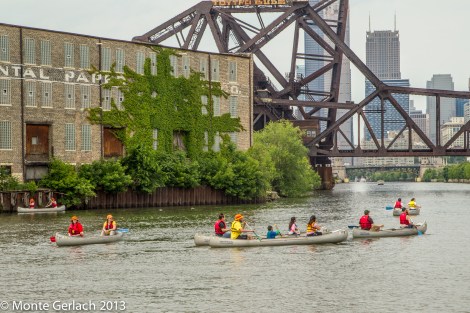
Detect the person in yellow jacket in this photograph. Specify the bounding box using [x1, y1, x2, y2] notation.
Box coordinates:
[408, 198, 421, 209]
[230, 214, 254, 240]
[101, 214, 117, 236]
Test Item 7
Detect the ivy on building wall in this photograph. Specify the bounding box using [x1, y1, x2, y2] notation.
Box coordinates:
[87, 47, 243, 158]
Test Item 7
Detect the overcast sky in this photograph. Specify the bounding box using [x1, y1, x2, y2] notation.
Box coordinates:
[1, 0, 469, 110]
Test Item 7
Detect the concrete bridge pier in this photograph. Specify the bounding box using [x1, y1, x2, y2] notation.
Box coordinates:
[312, 157, 335, 190]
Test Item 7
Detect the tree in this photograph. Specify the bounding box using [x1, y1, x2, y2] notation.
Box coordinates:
[39, 159, 95, 207]
[250, 120, 321, 197]
[78, 159, 132, 193]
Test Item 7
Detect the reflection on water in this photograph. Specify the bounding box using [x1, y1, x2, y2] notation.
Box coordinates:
[1, 182, 470, 312]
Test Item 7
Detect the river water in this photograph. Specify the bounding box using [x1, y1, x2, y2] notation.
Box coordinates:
[1, 182, 469, 313]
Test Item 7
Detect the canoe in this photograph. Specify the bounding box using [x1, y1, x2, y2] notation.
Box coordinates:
[352, 222, 427, 238]
[392, 208, 420, 216]
[208, 229, 348, 248]
[18, 205, 66, 213]
[377, 180, 385, 185]
[54, 232, 124, 247]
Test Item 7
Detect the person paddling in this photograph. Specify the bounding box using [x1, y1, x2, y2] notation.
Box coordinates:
[68, 216, 84, 237]
[288, 216, 300, 235]
[101, 214, 117, 236]
[45, 197, 57, 208]
[399, 208, 414, 228]
[214, 213, 231, 238]
[230, 214, 253, 240]
[408, 198, 421, 209]
[393, 198, 403, 209]
[29, 198, 35, 209]
[306, 215, 322, 236]
[359, 210, 383, 232]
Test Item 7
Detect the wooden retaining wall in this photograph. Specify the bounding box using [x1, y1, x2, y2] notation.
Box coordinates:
[0, 186, 263, 213]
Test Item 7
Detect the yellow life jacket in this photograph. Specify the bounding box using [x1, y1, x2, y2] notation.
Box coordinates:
[231, 220, 242, 239]
[408, 200, 416, 208]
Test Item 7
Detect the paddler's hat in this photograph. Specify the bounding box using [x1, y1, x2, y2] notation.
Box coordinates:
[71, 216, 78, 221]
[234, 214, 244, 221]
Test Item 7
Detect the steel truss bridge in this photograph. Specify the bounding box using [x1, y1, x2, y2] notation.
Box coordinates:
[133, 0, 470, 187]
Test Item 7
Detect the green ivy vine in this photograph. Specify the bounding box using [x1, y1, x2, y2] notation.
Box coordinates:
[88, 47, 243, 159]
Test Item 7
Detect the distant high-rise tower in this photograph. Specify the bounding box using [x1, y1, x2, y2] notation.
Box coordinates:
[364, 27, 408, 140]
[426, 74, 456, 143]
[366, 30, 401, 79]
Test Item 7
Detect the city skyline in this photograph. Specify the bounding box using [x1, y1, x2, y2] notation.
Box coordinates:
[0, 0, 469, 111]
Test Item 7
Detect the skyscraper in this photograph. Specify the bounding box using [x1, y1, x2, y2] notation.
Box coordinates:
[364, 28, 409, 140]
[426, 74, 456, 143]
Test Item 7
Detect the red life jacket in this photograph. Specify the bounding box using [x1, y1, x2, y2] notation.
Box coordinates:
[29, 202, 35, 208]
[51, 201, 57, 208]
[400, 213, 409, 225]
[359, 215, 372, 230]
[394, 201, 402, 209]
[68, 222, 83, 236]
[214, 219, 226, 235]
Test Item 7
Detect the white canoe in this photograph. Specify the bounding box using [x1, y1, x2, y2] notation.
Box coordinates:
[18, 205, 66, 213]
[208, 229, 348, 248]
[55, 232, 124, 247]
[352, 222, 427, 238]
[392, 208, 420, 216]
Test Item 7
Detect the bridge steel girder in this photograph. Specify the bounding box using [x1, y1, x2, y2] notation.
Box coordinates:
[134, 0, 470, 161]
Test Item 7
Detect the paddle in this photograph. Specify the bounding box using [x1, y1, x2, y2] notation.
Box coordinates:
[274, 224, 284, 237]
[385, 206, 393, 210]
[244, 221, 261, 241]
[116, 228, 129, 233]
[50, 236, 56, 242]
[348, 225, 359, 229]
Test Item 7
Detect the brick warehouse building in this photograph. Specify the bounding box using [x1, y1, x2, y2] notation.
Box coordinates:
[0, 23, 253, 181]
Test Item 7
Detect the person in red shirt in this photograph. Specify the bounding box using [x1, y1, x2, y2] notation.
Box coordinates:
[45, 197, 57, 208]
[214, 213, 231, 238]
[399, 208, 414, 228]
[101, 214, 117, 236]
[393, 198, 403, 209]
[68, 216, 84, 237]
[359, 210, 383, 231]
[29, 198, 35, 208]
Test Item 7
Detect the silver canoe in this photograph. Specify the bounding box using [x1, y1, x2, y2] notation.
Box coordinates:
[18, 205, 66, 213]
[55, 232, 124, 247]
[392, 208, 420, 216]
[352, 222, 427, 238]
[208, 229, 348, 248]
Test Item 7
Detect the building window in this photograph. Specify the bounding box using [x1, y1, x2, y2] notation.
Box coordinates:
[169, 55, 178, 77]
[0, 35, 9, 62]
[64, 84, 75, 109]
[0, 79, 11, 105]
[81, 85, 90, 109]
[201, 95, 208, 115]
[40, 40, 51, 66]
[0, 121, 12, 150]
[229, 61, 237, 82]
[81, 124, 92, 151]
[116, 48, 125, 73]
[80, 44, 90, 69]
[114, 87, 124, 110]
[149, 52, 157, 75]
[211, 58, 219, 81]
[25, 81, 36, 107]
[212, 131, 220, 152]
[24, 37, 35, 65]
[229, 96, 238, 118]
[229, 132, 238, 144]
[212, 96, 220, 116]
[182, 55, 190, 78]
[199, 57, 208, 80]
[152, 129, 158, 150]
[102, 88, 111, 111]
[65, 123, 76, 151]
[136, 51, 145, 74]
[41, 81, 52, 108]
[64, 42, 74, 68]
[102, 47, 111, 71]
[203, 131, 208, 152]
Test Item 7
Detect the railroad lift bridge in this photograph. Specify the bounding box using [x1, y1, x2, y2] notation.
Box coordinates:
[133, 0, 470, 189]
